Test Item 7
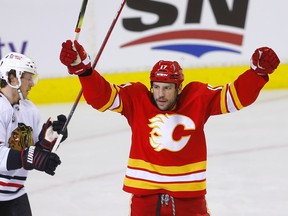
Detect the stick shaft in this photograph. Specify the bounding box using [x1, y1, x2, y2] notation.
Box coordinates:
[52, 0, 127, 152]
[52, 0, 88, 153]
[74, 0, 88, 41]
[92, 0, 127, 68]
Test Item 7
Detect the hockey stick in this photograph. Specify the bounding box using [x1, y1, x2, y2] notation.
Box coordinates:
[74, 0, 88, 41]
[51, 0, 88, 153]
[52, 0, 127, 153]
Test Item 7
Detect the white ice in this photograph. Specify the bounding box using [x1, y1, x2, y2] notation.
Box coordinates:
[26, 90, 288, 216]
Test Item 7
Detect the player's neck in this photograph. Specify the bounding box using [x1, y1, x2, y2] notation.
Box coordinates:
[1, 87, 20, 105]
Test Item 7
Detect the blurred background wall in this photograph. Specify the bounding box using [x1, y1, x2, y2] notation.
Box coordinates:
[1, 0, 287, 103]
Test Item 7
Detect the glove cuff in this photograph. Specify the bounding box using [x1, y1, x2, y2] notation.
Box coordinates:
[21, 146, 36, 170]
[79, 67, 93, 77]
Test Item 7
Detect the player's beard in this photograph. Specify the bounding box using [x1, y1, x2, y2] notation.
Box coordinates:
[151, 92, 178, 111]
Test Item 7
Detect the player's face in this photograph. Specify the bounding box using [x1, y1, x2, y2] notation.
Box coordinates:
[151, 82, 181, 111]
[20, 72, 35, 99]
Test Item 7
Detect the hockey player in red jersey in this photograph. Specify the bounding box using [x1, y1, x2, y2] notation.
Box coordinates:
[60, 40, 280, 216]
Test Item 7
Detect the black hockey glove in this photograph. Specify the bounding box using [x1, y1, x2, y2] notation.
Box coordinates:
[36, 115, 68, 152]
[52, 114, 68, 142]
[21, 146, 61, 176]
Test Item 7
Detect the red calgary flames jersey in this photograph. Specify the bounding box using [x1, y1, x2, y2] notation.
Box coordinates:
[79, 69, 267, 198]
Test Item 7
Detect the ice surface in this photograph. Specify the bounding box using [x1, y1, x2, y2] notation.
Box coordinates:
[25, 90, 288, 216]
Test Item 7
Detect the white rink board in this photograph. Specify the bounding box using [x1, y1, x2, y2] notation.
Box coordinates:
[1, 0, 288, 78]
[26, 90, 288, 216]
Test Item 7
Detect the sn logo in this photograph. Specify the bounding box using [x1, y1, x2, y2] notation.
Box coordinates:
[123, 0, 249, 31]
[121, 0, 249, 57]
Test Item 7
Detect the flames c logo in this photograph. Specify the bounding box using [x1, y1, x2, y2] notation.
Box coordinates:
[148, 114, 195, 152]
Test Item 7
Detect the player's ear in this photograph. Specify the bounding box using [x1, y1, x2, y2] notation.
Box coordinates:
[9, 73, 18, 85]
[177, 84, 182, 95]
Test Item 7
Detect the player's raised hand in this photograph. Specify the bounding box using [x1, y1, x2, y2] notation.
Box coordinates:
[60, 40, 91, 75]
[60, 40, 76, 66]
[250, 47, 280, 75]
